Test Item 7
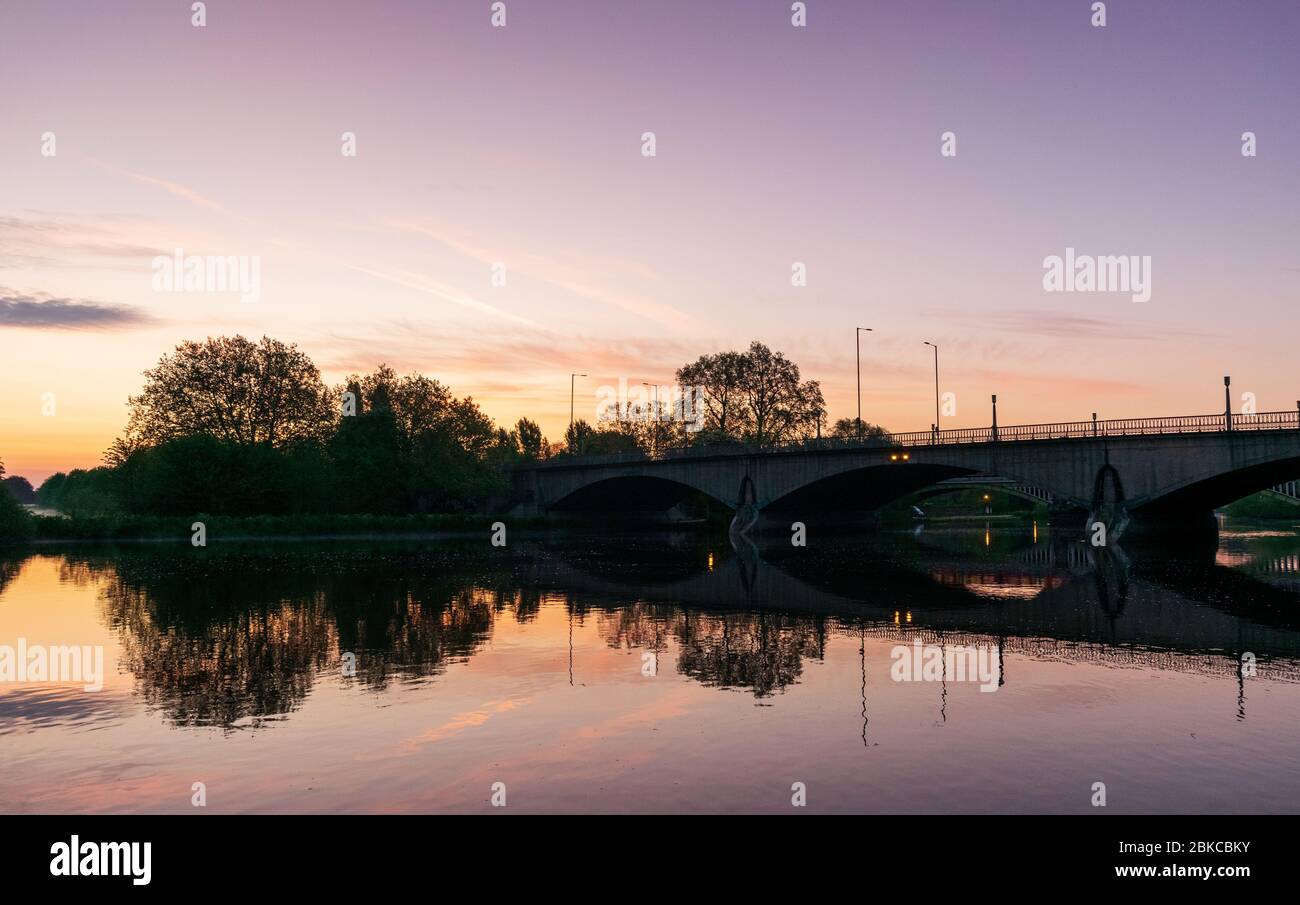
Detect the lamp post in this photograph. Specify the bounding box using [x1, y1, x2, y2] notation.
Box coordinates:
[923, 341, 939, 444]
[1224, 375, 1232, 432]
[642, 381, 659, 455]
[570, 373, 586, 429]
[856, 327, 873, 438]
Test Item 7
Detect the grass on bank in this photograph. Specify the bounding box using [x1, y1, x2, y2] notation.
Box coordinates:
[1221, 491, 1300, 520]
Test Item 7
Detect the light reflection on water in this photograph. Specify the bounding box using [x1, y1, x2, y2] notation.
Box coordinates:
[1, 519, 1299, 814]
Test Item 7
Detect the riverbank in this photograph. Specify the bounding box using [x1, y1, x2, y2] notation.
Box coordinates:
[18, 512, 548, 543]
[1222, 491, 1300, 520]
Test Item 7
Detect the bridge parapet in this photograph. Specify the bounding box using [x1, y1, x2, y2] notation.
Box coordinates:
[532, 409, 1300, 470]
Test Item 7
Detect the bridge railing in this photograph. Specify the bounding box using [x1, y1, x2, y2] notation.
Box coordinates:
[534, 409, 1300, 467]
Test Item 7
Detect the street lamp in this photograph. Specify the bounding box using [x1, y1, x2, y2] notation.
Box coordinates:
[642, 381, 659, 455]
[570, 373, 587, 428]
[1224, 375, 1232, 432]
[856, 327, 873, 438]
[923, 341, 939, 443]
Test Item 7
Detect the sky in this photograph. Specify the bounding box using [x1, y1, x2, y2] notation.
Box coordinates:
[1, 0, 1297, 482]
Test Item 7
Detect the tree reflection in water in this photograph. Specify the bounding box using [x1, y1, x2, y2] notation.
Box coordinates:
[7, 523, 1299, 732]
[597, 605, 827, 697]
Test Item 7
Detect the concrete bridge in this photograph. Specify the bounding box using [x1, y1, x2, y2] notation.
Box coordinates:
[514, 409, 1300, 535]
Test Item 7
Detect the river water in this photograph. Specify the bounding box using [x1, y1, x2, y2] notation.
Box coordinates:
[2, 518, 1298, 814]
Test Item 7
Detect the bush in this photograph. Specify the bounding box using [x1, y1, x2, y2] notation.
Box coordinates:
[0, 484, 35, 543]
[35, 467, 121, 517]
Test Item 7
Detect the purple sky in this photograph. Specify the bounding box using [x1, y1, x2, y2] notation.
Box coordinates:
[1, 0, 1297, 479]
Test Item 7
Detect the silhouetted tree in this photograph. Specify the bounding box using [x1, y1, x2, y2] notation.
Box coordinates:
[515, 418, 545, 460]
[0, 459, 35, 542]
[677, 342, 824, 446]
[2, 474, 35, 504]
[829, 418, 890, 441]
[119, 335, 336, 449]
[328, 394, 406, 514]
[564, 419, 595, 455]
[676, 350, 748, 437]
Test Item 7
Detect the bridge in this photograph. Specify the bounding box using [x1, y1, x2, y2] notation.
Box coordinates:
[514, 408, 1300, 536]
[1267, 481, 1300, 505]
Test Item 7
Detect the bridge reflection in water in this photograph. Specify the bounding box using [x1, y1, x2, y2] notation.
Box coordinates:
[8, 521, 1297, 736]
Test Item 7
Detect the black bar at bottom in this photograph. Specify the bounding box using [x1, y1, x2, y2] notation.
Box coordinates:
[0, 815, 1283, 890]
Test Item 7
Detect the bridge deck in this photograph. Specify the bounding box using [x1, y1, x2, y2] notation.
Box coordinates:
[535, 409, 1300, 468]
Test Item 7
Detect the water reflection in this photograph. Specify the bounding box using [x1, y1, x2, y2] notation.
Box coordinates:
[3, 521, 1300, 736]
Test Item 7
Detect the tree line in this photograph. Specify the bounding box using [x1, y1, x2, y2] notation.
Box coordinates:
[2, 334, 887, 528]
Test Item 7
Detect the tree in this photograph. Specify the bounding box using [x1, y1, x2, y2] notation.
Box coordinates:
[565, 420, 596, 456]
[336, 366, 509, 512]
[35, 472, 66, 508]
[829, 418, 891, 441]
[33, 467, 120, 517]
[561, 419, 644, 457]
[120, 335, 336, 449]
[676, 343, 825, 447]
[0, 457, 34, 542]
[514, 418, 545, 461]
[347, 365, 454, 440]
[2, 475, 36, 504]
[329, 396, 405, 514]
[676, 351, 748, 438]
[736, 342, 824, 445]
[0, 482, 34, 543]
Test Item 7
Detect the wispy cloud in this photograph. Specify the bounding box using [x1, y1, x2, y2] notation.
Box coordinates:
[0, 289, 155, 330]
[313, 319, 701, 381]
[382, 219, 696, 331]
[347, 266, 539, 327]
[927, 308, 1208, 341]
[0, 213, 170, 269]
[84, 157, 242, 219]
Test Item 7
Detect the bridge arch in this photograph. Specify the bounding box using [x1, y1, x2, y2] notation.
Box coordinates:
[908, 477, 1057, 507]
[763, 462, 986, 512]
[1132, 455, 1300, 516]
[546, 473, 735, 514]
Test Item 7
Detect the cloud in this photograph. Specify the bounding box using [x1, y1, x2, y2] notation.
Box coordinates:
[347, 266, 539, 327]
[381, 219, 697, 331]
[84, 157, 242, 219]
[929, 308, 1208, 341]
[0, 290, 155, 330]
[314, 320, 702, 378]
[0, 214, 171, 269]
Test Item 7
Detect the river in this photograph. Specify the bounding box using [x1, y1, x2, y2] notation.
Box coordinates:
[2, 517, 1298, 813]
